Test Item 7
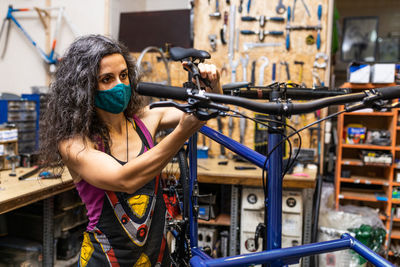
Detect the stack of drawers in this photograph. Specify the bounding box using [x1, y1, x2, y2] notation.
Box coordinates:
[7, 100, 37, 154]
[240, 187, 303, 267]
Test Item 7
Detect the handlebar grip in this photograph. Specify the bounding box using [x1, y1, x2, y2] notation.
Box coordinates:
[286, 34, 290, 50]
[136, 82, 189, 100]
[287, 6, 291, 21]
[317, 4, 322, 20]
[241, 16, 257, 21]
[269, 17, 285, 22]
[268, 31, 284, 35]
[240, 30, 256, 35]
[376, 86, 400, 100]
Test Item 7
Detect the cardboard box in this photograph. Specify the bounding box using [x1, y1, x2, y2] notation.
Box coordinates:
[348, 63, 370, 83]
[371, 64, 395, 83]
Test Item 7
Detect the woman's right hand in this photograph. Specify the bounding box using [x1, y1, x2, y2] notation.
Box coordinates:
[177, 112, 206, 137]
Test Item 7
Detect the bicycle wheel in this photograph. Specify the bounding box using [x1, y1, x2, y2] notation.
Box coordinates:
[163, 147, 192, 266]
[136, 46, 171, 86]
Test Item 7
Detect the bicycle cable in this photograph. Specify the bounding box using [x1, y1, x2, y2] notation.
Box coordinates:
[228, 109, 300, 197]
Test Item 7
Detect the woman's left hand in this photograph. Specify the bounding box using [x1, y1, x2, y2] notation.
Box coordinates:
[197, 63, 222, 94]
[182, 62, 222, 94]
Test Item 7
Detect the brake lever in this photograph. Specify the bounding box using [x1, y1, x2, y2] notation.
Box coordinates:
[150, 100, 229, 121]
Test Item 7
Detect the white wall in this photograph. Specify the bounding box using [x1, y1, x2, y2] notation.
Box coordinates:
[0, 0, 108, 95]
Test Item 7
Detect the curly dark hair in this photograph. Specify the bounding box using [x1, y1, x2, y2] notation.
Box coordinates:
[40, 34, 144, 169]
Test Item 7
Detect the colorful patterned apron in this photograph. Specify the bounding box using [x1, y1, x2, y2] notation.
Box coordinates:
[76, 115, 171, 267]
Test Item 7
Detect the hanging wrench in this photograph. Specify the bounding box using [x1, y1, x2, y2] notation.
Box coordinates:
[240, 54, 249, 82]
[228, 60, 239, 138]
[276, 0, 287, 14]
[258, 56, 269, 86]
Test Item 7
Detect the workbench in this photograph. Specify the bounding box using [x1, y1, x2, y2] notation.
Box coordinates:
[0, 167, 73, 266]
[0, 159, 316, 263]
[0, 167, 73, 214]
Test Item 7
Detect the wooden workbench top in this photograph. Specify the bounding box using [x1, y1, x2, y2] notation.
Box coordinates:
[168, 157, 317, 188]
[0, 167, 74, 214]
[0, 157, 316, 214]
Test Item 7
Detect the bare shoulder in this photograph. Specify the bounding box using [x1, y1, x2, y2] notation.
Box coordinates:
[136, 106, 163, 136]
[58, 136, 96, 162]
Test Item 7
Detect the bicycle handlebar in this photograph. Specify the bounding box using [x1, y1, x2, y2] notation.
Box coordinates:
[136, 82, 400, 115]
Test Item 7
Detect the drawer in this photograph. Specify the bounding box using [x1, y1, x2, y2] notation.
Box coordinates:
[7, 111, 37, 122]
[8, 100, 36, 111]
[14, 121, 36, 131]
[18, 131, 36, 141]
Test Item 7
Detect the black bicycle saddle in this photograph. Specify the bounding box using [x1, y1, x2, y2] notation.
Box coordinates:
[170, 47, 211, 61]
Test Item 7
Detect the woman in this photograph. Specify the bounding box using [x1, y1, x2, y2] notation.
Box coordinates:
[40, 34, 221, 266]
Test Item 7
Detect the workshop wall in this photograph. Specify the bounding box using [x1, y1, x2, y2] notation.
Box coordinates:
[194, 0, 332, 155]
[0, 0, 108, 95]
[133, 0, 332, 156]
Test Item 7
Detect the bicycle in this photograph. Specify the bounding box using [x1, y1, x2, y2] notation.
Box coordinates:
[0, 5, 79, 72]
[137, 47, 399, 266]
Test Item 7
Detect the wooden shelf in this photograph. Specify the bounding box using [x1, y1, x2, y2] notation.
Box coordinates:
[198, 213, 230, 226]
[0, 140, 18, 144]
[340, 177, 389, 186]
[390, 229, 400, 239]
[342, 144, 392, 150]
[336, 83, 400, 248]
[392, 199, 400, 204]
[338, 190, 387, 202]
[341, 158, 391, 167]
[343, 112, 393, 116]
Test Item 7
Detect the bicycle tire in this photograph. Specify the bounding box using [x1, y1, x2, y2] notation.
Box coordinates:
[176, 148, 190, 220]
[165, 147, 191, 266]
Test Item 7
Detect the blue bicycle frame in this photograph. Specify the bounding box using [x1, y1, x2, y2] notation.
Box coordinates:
[3, 6, 57, 64]
[186, 125, 394, 267]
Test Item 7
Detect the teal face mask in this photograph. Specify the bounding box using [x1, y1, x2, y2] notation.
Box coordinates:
[94, 83, 132, 114]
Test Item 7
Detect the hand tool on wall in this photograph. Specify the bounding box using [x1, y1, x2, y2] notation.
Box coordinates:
[239, 0, 244, 13]
[291, 0, 297, 21]
[240, 29, 284, 41]
[246, 0, 252, 14]
[292, 0, 311, 21]
[285, 6, 322, 50]
[272, 62, 276, 82]
[316, 4, 322, 50]
[275, 0, 287, 14]
[258, 56, 269, 86]
[312, 52, 327, 87]
[241, 15, 285, 27]
[242, 42, 282, 51]
[209, 0, 221, 18]
[301, 0, 311, 17]
[228, 4, 236, 61]
[217, 117, 226, 158]
[239, 113, 247, 144]
[235, 28, 240, 51]
[250, 60, 256, 85]
[240, 54, 249, 82]
[294, 60, 305, 86]
[220, 11, 228, 45]
[208, 34, 217, 51]
[280, 61, 291, 82]
[228, 60, 239, 138]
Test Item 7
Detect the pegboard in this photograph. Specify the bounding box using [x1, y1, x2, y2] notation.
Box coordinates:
[133, 0, 333, 159]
